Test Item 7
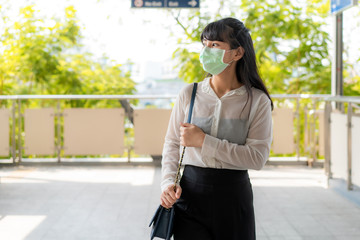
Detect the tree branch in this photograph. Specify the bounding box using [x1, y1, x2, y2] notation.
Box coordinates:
[170, 10, 193, 39]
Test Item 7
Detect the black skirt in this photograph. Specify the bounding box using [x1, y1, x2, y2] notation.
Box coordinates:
[173, 165, 255, 240]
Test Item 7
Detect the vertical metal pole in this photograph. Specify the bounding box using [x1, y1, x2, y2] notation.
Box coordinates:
[311, 99, 317, 164]
[11, 101, 16, 163]
[324, 101, 332, 186]
[304, 105, 308, 154]
[296, 98, 300, 161]
[127, 147, 131, 163]
[347, 102, 353, 190]
[57, 100, 61, 163]
[331, 13, 343, 110]
[17, 99, 22, 163]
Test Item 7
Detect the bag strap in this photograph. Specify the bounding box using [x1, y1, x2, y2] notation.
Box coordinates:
[173, 82, 197, 189]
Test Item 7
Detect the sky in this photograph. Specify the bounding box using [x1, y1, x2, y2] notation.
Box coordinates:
[0, 0, 198, 63]
[1, 0, 359, 75]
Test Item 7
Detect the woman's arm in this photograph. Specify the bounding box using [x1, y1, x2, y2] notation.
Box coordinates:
[161, 86, 190, 192]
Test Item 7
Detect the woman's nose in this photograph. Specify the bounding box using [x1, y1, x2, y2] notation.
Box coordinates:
[204, 41, 212, 48]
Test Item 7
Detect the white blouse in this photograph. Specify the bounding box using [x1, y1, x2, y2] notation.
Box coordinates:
[161, 78, 273, 192]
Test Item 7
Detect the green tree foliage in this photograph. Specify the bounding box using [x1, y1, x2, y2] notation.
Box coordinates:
[170, 11, 208, 83]
[0, 5, 135, 101]
[170, 0, 359, 96]
[241, 0, 331, 94]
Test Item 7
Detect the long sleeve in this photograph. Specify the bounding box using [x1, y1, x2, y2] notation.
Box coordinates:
[200, 95, 273, 170]
[160, 86, 191, 192]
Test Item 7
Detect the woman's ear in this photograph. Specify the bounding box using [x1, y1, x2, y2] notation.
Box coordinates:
[234, 46, 245, 61]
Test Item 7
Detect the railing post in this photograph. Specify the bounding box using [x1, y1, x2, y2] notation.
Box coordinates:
[347, 102, 353, 190]
[311, 99, 317, 165]
[127, 147, 131, 163]
[296, 98, 300, 161]
[304, 105, 308, 154]
[57, 100, 62, 163]
[324, 101, 332, 185]
[17, 99, 22, 163]
[11, 100, 16, 163]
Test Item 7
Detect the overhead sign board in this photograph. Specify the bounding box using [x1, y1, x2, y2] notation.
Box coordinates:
[331, 0, 358, 14]
[131, 0, 199, 8]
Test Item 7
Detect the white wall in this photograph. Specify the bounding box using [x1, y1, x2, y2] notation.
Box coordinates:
[330, 113, 348, 180]
[352, 116, 360, 186]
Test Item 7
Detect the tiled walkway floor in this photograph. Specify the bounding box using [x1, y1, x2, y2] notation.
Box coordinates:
[0, 164, 360, 240]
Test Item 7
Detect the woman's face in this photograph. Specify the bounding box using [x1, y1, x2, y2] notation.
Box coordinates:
[202, 38, 235, 63]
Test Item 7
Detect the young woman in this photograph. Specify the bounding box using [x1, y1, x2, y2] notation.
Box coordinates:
[160, 17, 273, 240]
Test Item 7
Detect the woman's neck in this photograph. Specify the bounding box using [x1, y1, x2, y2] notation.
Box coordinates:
[210, 70, 242, 98]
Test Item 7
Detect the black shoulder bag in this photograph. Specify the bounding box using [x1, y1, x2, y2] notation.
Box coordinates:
[149, 82, 198, 240]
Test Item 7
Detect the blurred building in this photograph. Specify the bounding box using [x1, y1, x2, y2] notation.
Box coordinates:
[132, 60, 187, 108]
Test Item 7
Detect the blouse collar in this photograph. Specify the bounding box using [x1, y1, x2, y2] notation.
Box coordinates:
[201, 77, 246, 98]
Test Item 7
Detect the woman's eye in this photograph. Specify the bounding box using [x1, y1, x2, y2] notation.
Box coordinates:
[212, 43, 219, 47]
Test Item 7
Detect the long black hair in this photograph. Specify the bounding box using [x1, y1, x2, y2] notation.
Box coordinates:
[200, 18, 273, 110]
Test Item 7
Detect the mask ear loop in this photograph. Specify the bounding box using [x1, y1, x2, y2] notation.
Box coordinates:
[222, 49, 235, 65]
[227, 59, 235, 65]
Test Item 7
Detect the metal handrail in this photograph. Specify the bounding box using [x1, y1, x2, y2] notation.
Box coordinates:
[271, 94, 332, 99]
[0, 94, 177, 100]
[1, 94, 359, 105]
[0, 94, 336, 100]
[1, 94, 360, 101]
[324, 96, 360, 104]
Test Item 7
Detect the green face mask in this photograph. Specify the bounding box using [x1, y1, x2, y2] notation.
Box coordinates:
[199, 46, 233, 75]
